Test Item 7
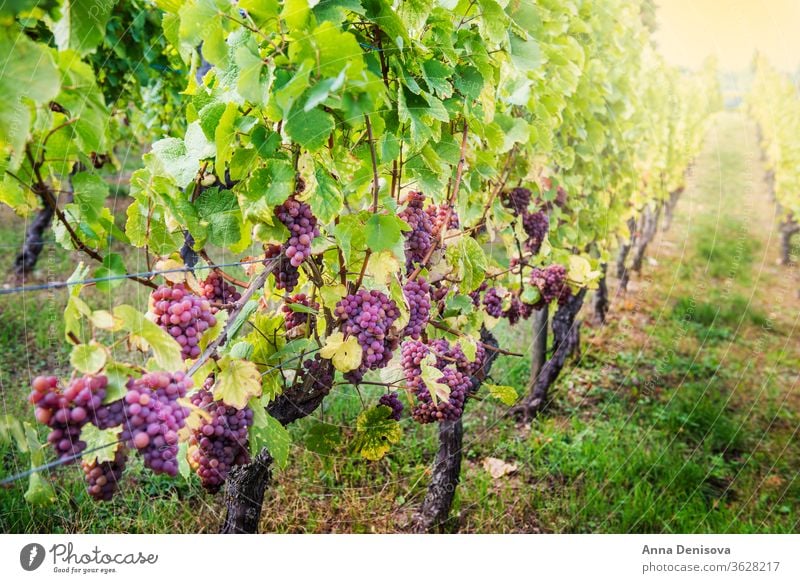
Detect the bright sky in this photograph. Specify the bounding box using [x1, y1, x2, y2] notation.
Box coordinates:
[654, 0, 800, 72]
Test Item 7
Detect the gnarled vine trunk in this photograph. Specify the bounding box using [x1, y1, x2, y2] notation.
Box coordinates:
[631, 204, 660, 273]
[616, 217, 637, 292]
[411, 329, 498, 533]
[591, 263, 608, 325]
[661, 188, 683, 232]
[513, 289, 587, 421]
[13, 202, 55, 277]
[779, 218, 799, 265]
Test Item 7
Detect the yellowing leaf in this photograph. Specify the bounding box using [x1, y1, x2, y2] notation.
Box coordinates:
[420, 361, 450, 406]
[114, 305, 183, 371]
[568, 255, 601, 287]
[81, 425, 121, 464]
[320, 332, 363, 372]
[90, 310, 121, 330]
[365, 251, 400, 288]
[154, 257, 187, 284]
[354, 406, 402, 461]
[214, 357, 262, 409]
[482, 457, 518, 479]
[487, 384, 518, 406]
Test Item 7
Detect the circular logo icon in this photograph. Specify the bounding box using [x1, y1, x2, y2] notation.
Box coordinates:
[20, 543, 46, 571]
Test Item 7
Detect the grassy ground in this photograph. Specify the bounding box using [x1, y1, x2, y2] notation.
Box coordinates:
[1, 111, 798, 533]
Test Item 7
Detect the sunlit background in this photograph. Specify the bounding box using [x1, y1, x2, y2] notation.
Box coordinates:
[654, 0, 800, 73]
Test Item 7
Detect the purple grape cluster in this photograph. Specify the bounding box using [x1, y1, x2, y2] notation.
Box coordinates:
[469, 282, 487, 307]
[530, 264, 570, 307]
[296, 354, 335, 394]
[200, 271, 242, 312]
[265, 244, 300, 292]
[82, 447, 128, 501]
[399, 192, 435, 270]
[282, 293, 319, 334]
[119, 372, 191, 477]
[483, 287, 504, 318]
[151, 284, 216, 360]
[29, 375, 107, 462]
[426, 204, 459, 237]
[401, 340, 469, 423]
[502, 187, 532, 215]
[275, 195, 320, 268]
[503, 295, 535, 325]
[522, 210, 549, 253]
[429, 338, 486, 378]
[403, 277, 431, 339]
[378, 392, 403, 421]
[91, 398, 125, 430]
[188, 382, 253, 493]
[335, 290, 400, 383]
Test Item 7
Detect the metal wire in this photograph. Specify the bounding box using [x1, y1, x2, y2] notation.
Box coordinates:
[0, 258, 267, 296]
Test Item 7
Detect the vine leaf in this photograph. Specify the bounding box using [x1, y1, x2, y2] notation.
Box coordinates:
[365, 215, 409, 254]
[249, 412, 291, 469]
[51, 0, 118, 55]
[81, 425, 121, 464]
[320, 332, 362, 373]
[214, 356, 262, 409]
[446, 236, 488, 294]
[420, 361, 450, 406]
[486, 384, 518, 406]
[285, 106, 335, 152]
[113, 305, 183, 372]
[354, 406, 402, 461]
[70, 342, 107, 374]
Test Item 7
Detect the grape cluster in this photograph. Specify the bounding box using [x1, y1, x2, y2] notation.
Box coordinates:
[483, 287, 504, 318]
[503, 295, 534, 325]
[530, 264, 570, 307]
[401, 340, 469, 423]
[296, 354, 335, 394]
[399, 192, 435, 270]
[335, 290, 400, 383]
[522, 210, 549, 254]
[91, 398, 125, 430]
[188, 382, 253, 493]
[469, 282, 487, 307]
[29, 375, 107, 461]
[541, 176, 568, 209]
[82, 447, 128, 501]
[378, 392, 403, 421]
[200, 271, 242, 312]
[151, 284, 216, 360]
[119, 372, 191, 477]
[265, 244, 300, 292]
[282, 293, 319, 334]
[502, 187, 532, 215]
[275, 195, 320, 268]
[427, 204, 459, 237]
[402, 277, 431, 339]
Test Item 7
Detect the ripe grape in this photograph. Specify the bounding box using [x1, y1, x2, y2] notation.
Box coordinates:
[469, 282, 487, 306]
[151, 284, 216, 360]
[275, 195, 320, 268]
[502, 187, 531, 215]
[265, 243, 300, 292]
[399, 192, 435, 271]
[426, 203, 459, 237]
[119, 372, 191, 477]
[335, 290, 400, 383]
[529, 264, 570, 306]
[82, 447, 128, 501]
[403, 277, 431, 339]
[429, 338, 486, 378]
[296, 354, 335, 395]
[522, 210, 549, 254]
[503, 295, 535, 325]
[200, 271, 242, 312]
[188, 382, 253, 493]
[29, 375, 107, 462]
[483, 287, 504, 318]
[282, 293, 319, 334]
[378, 392, 403, 421]
[401, 340, 469, 423]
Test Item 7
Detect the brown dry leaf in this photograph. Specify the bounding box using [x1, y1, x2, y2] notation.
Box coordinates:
[482, 457, 518, 479]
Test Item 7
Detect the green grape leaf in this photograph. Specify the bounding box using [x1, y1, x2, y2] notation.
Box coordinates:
[487, 384, 518, 406]
[51, 0, 118, 55]
[70, 341, 107, 374]
[195, 187, 244, 247]
[215, 102, 239, 172]
[309, 167, 344, 224]
[249, 412, 291, 469]
[285, 106, 335, 152]
[365, 214, 409, 254]
[305, 421, 341, 455]
[93, 253, 126, 294]
[446, 236, 488, 294]
[214, 356, 262, 409]
[113, 305, 183, 372]
[354, 406, 402, 461]
[320, 332, 362, 372]
[420, 362, 450, 406]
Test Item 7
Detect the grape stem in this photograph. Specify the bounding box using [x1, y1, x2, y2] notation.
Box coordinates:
[353, 113, 382, 292]
[187, 259, 279, 377]
[199, 251, 248, 288]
